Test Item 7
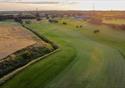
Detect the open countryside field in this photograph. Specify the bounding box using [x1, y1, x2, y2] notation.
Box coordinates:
[102, 18, 125, 25]
[0, 24, 36, 60]
[1, 18, 125, 88]
[0, 23, 52, 60]
[0, 21, 54, 79]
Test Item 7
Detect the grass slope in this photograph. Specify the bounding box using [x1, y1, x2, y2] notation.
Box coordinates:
[1, 19, 125, 88]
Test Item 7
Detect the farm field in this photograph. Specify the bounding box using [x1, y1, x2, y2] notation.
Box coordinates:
[0, 24, 37, 60]
[102, 18, 125, 25]
[0, 22, 52, 60]
[0, 21, 54, 79]
[1, 18, 125, 88]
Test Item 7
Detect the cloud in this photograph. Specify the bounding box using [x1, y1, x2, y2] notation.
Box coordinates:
[0, 0, 79, 5]
[1, 0, 125, 11]
[0, 0, 21, 2]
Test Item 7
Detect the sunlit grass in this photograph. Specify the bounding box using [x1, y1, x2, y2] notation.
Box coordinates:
[1, 19, 125, 88]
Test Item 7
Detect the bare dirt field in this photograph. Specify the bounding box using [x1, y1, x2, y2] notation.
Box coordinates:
[0, 24, 37, 60]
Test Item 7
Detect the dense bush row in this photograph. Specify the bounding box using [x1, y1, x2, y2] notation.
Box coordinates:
[0, 45, 52, 78]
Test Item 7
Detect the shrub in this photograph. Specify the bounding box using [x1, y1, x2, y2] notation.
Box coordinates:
[14, 17, 23, 24]
[76, 25, 79, 28]
[25, 20, 31, 24]
[76, 25, 82, 28]
[94, 30, 100, 34]
[48, 19, 58, 23]
[79, 25, 82, 28]
[36, 18, 41, 21]
[62, 22, 67, 25]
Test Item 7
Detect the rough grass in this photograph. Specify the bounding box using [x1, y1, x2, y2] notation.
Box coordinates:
[102, 18, 125, 25]
[1, 19, 125, 88]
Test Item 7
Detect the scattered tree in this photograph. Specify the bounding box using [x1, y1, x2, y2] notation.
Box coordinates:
[94, 30, 100, 34]
[62, 22, 67, 25]
[76, 25, 82, 28]
[14, 17, 23, 24]
[48, 19, 58, 23]
[35, 11, 41, 21]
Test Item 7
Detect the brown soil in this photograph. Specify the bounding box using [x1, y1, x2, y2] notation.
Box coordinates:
[0, 24, 37, 60]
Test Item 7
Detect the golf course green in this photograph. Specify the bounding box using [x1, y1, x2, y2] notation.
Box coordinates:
[1, 18, 125, 88]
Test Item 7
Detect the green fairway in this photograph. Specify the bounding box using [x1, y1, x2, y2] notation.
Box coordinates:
[1, 19, 125, 88]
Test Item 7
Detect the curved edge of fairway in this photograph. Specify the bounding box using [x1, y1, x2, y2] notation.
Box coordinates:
[43, 39, 125, 88]
[0, 37, 77, 88]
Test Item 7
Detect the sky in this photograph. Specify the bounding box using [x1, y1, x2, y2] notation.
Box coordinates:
[0, 0, 125, 11]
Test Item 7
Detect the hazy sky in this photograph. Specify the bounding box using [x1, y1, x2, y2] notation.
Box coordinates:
[0, 0, 125, 11]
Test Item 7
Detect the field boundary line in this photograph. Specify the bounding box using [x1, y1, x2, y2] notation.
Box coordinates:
[0, 22, 60, 86]
[21, 24, 59, 49]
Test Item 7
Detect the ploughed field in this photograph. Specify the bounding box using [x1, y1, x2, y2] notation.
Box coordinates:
[0, 24, 36, 59]
[1, 18, 125, 88]
[0, 23, 51, 60]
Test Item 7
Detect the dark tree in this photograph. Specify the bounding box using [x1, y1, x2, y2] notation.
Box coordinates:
[45, 14, 49, 19]
[48, 19, 58, 23]
[35, 12, 41, 21]
[14, 13, 23, 24]
[94, 30, 100, 34]
[62, 22, 67, 25]
[14, 17, 23, 24]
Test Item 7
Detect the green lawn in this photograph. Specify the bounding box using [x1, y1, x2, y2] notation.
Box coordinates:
[1, 19, 125, 88]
